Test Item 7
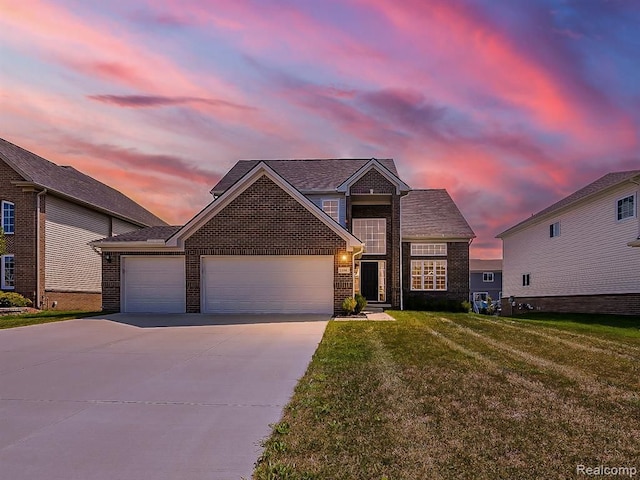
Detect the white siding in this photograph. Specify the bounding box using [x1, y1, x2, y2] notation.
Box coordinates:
[112, 217, 140, 236]
[45, 196, 110, 292]
[502, 183, 640, 298]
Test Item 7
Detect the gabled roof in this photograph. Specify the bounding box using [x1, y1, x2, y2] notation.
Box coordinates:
[470, 259, 503, 272]
[211, 158, 398, 195]
[401, 189, 475, 240]
[167, 162, 364, 250]
[336, 158, 410, 195]
[498, 170, 640, 238]
[96, 225, 182, 243]
[0, 137, 167, 227]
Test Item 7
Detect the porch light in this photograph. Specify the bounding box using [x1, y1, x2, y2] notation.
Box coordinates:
[105, 253, 112, 263]
[340, 253, 349, 263]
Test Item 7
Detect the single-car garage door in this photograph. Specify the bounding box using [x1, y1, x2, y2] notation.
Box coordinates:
[122, 256, 186, 313]
[202, 255, 333, 314]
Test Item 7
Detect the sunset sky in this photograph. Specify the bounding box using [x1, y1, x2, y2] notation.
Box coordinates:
[1, 0, 639, 258]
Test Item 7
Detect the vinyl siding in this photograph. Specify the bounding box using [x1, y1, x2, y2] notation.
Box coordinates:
[45, 196, 110, 292]
[502, 183, 639, 298]
[112, 217, 140, 236]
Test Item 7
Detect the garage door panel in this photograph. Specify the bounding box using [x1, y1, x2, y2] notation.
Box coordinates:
[203, 256, 333, 314]
[122, 257, 186, 313]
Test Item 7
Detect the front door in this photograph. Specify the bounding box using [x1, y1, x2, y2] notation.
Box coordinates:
[360, 262, 378, 301]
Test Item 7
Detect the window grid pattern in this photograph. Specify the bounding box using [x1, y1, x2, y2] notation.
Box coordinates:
[411, 260, 447, 291]
[2, 255, 15, 290]
[353, 219, 386, 254]
[411, 243, 447, 256]
[322, 199, 339, 223]
[617, 195, 635, 221]
[483, 272, 494, 282]
[2, 201, 15, 234]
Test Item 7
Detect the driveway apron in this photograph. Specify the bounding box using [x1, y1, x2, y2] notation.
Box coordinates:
[0, 314, 328, 480]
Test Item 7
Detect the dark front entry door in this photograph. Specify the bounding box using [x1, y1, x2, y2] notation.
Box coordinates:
[360, 262, 378, 301]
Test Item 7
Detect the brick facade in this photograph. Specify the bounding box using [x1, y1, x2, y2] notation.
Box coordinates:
[0, 160, 39, 305]
[184, 175, 351, 314]
[501, 293, 640, 316]
[402, 241, 470, 308]
[348, 169, 402, 308]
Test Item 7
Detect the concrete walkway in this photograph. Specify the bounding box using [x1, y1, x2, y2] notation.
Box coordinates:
[0, 314, 328, 480]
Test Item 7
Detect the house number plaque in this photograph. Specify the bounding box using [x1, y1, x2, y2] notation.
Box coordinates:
[338, 267, 351, 274]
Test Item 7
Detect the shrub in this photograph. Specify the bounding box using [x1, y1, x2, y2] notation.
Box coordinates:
[354, 293, 367, 314]
[341, 297, 356, 315]
[461, 300, 471, 313]
[404, 294, 467, 313]
[0, 292, 32, 308]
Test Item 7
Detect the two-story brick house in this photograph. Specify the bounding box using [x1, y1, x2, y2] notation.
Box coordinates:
[0, 138, 167, 310]
[94, 159, 474, 315]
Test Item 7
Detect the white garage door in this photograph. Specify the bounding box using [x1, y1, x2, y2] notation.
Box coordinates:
[202, 255, 334, 314]
[122, 256, 186, 313]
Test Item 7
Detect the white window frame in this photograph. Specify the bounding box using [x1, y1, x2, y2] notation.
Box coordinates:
[1, 254, 15, 290]
[482, 272, 494, 282]
[522, 273, 531, 287]
[473, 292, 488, 301]
[410, 243, 447, 256]
[411, 260, 447, 291]
[616, 194, 636, 222]
[322, 199, 339, 223]
[352, 218, 386, 255]
[549, 221, 560, 238]
[2, 201, 15, 235]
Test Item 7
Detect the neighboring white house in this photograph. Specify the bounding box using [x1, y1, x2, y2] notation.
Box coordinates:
[497, 170, 640, 316]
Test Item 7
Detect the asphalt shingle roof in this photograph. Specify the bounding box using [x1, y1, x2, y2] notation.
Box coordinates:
[211, 158, 399, 194]
[470, 259, 503, 271]
[401, 189, 475, 239]
[498, 170, 640, 236]
[97, 225, 182, 242]
[0, 138, 167, 227]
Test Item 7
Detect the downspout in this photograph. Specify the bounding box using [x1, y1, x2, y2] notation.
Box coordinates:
[399, 196, 404, 311]
[36, 188, 47, 309]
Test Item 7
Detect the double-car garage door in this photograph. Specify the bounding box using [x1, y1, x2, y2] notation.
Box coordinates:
[121, 255, 334, 314]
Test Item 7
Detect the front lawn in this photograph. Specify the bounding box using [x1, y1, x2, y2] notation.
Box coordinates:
[254, 311, 640, 479]
[0, 310, 103, 329]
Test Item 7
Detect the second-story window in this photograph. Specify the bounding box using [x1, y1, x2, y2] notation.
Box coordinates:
[322, 199, 339, 223]
[2, 201, 15, 234]
[483, 272, 494, 282]
[549, 221, 560, 238]
[617, 194, 635, 221]
[353, 218, 386, 254]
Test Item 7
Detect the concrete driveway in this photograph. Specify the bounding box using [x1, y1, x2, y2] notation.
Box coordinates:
[0, 314, 329, 480]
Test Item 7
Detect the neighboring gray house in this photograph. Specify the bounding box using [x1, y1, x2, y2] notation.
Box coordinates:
[498, 170, 640, 315]
[0, 138, 167, 310]
[93, 159, 475, 315]
[469, 259, 502, 303]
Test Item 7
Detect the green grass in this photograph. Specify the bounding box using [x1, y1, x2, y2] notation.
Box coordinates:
[0, 310, 103, 329]
[253, 311, 640, 480]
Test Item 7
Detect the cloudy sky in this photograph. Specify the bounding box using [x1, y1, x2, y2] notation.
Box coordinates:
[1, 0, 639, 258]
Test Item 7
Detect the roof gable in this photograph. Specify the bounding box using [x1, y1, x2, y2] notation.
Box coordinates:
[168, 162, 363, 250]
[401, 189, 475, 240]
[498, 170, 640, 238]
[211, 158, 399, 195]
[0, 138, 167, 227]
[470, 259, 503, 271]
[336, 158, 410, 195]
